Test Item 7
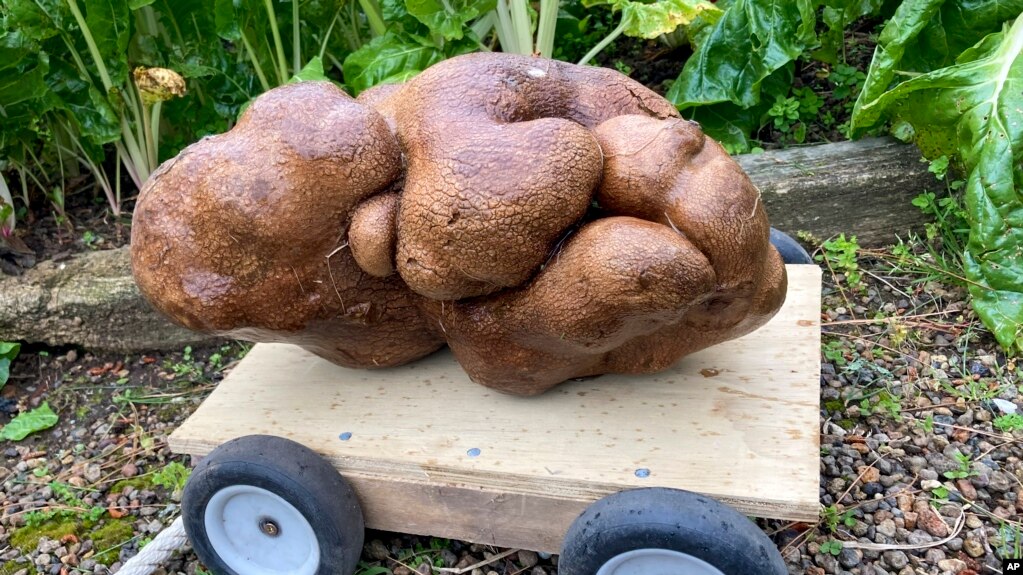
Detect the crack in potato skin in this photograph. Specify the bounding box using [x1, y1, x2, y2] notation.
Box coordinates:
[131, 53, 787, 394]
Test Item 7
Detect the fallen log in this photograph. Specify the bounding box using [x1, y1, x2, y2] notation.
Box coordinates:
[0, 248, 217, 352]
[738, 137, 936, 246]
[0, 137, 936, 352]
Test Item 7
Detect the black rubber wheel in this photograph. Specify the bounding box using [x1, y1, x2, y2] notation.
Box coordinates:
[559, 488, 787, 575]
[770, 227, 813, 264]
[181, 434, 364, 575]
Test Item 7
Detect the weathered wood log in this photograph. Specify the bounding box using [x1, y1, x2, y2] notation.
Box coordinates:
[0, 248, 218, 352]
[0, 137, 935, 352]
[738, 137, 936, 245]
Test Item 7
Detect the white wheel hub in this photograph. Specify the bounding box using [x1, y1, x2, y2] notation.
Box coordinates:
[204, 485, 321, 575]
[596, 548, 728, 575]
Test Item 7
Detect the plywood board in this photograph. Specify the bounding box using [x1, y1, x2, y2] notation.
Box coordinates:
[170, 264, 822, 553]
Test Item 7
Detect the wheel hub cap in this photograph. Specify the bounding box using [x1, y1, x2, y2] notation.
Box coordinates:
[595, 548, 728, 575]
[204, 485, 321, 575]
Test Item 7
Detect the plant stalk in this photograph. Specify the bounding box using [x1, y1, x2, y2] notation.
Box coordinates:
[65, 0, 115, 92]
[241, 32, 273, 91]
[264, 0, 290, 81]
[293, 0, 301, 74]
[578, 19, 627, 65]
[358, 0, 387, 37]
[509, 0, 533, 55]
[536, 0, 559, 58]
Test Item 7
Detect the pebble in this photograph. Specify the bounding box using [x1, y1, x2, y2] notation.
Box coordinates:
[963, 537, 985, 558]
[917, 507, 950, 537]
[882, 550, 909, 569]
[937, 558, 967, 573]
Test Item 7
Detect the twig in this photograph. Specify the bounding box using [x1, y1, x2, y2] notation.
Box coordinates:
[839, 506, 966, 552]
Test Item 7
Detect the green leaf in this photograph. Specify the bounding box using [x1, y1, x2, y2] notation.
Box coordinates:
[83, 0, 131, 85]
[342, 31, 446, 95]
[858, 16, 1023, 351]
[128, 0, 156, 7]
[0, 342, 20, 389]
[2, 0, 68, 41]
[288, 56, 328, 83]
[686, 104, 758, 154]
[904, 0, 1023, 71]
[405, 0, 496, 40]
[0, 49, 50, 107]
[849, 0, 944, 135]
[1, 403, 59, 441]
[618, 0, 722, 40]
[666, 0, 816, 109]
[214, 0, 241, 41]
[46, 57, 120, 147]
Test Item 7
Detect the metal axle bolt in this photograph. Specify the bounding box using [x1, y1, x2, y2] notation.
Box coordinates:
[259, 518, 280, 537]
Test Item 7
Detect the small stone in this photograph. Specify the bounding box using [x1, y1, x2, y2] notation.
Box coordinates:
[963, 537, 985, 558]
[440, 549, 458, 567]
[924, 548, 945, 564]
[838, 547, 862, 568]
[921, 479, 943, 491]
[937, 558, 967, 573]
[517, 550, 538, 568]
[903, 511, 917, 530]
[882, 550, 909, 569]
[859, 466, 880, 483]
[34, 554, 51, 566]
[84, 464, 102, 484]
[120, 463, 138, 478]
[989, 471, 1012, 492]
[863, 482, 884, 496]
[917, 507, 949, 537]
[956, 479, 977, 501]
[366, 540, 389, 561]
[814, 552, 840, 573]
[530, 568, 546, 575]
[876, 518, 896, 538]
[415, 563, 431, 575]
[906, 530, 932, 546]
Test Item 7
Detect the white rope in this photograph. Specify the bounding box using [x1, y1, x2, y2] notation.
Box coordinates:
[115, 516, 188, 575]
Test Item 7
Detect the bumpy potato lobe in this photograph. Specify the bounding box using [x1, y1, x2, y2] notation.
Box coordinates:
[131, 53, 787, 395]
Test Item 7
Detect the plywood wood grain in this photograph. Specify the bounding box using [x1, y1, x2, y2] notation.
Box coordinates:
[170, 264, 822, 552]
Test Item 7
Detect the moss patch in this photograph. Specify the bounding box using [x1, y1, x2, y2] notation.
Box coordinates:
[823, 399, 845, 413]
[91, 519, 136, 566]
[0, 559, 32, 575]
[9, 518, 78, 553]
[109, 477, 150, 494]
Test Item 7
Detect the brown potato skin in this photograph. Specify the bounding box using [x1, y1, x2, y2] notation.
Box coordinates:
[131, 82, 444, 368]
[131, 53, 787, 394]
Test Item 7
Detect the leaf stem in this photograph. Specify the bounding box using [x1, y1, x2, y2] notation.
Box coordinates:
[509, 0, 533, 55]
[578, 19, 626, 65]
[263, 0, 290, 81]
[65, 0, 115, 92]
[292, 0, 301, 74]
[358, 0, 387, 37]
[241, 31, 272, 91]
[536, 0, 559, 58]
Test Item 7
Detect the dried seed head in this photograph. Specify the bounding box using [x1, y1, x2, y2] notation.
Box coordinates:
[133, 67, 186, 105]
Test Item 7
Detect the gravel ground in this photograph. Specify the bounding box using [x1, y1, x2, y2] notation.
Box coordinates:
[0, 249, 1020, 575]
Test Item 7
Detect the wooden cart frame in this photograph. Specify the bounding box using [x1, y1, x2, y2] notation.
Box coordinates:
[168, 264, 821, 562]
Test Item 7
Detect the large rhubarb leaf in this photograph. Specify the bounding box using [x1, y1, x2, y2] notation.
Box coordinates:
[666, 0, 815, 109]
[854, 16, 1023, 351]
